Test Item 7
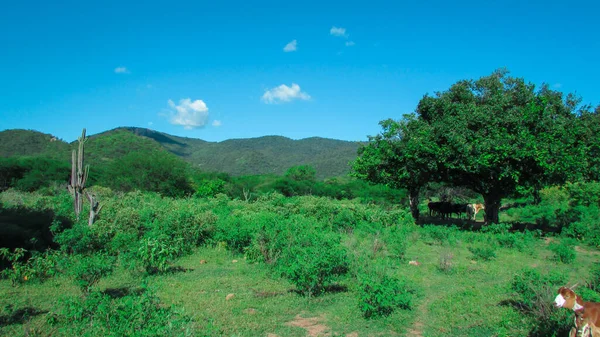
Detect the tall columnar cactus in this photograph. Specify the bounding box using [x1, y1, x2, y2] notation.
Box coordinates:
[68, 129, 90, 221]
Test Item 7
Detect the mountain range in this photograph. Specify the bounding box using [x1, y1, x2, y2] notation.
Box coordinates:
[0, 127, 362, 179]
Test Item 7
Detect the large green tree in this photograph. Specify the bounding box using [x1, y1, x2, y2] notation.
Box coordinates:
[354, 70, 594, 223]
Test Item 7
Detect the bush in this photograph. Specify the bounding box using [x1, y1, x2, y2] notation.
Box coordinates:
[480, 223, 512, 235]
[588, 262, 600, 292]
[214, 212, 260, 253]
[53, 222, 107, 255]
[245, 213, 291, 264]
[566, 182, 600, 207]
[357, 269, 414, 318]
[420, 225, 459, 246]
[495, 230, 537, 254]
[0, 248, 29, 286]
[277, 225, 348, 296]
[549, 239, 577, 264]
[69, 254, 115, 294]
[0, 248, 63, 286]
[49, 290, 196, 336]
[468, 245, 496, 261]
[332, 208, 358, 232]
[381, 225, 410, 260]
[561, 206, 600, 248]
[138, 236, 184, 274]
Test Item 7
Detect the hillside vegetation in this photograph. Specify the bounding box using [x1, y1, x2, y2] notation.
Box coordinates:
[0, 130, 70, 160]
[0, 127, 360, 179]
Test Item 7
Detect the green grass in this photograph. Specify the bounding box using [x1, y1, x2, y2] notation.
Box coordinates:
[2, 187, 599, 336]
[2, 235, 597, 336]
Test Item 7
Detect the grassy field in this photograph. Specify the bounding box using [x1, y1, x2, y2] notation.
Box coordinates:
[1, 187, 599, 336]
[1, 231, 597, 336]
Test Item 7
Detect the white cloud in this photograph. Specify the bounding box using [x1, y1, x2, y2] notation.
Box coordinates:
[114, 66, 130, 74]
[283, 40, 297, 52]
[167, 98, 209, 129]
[261, 83, 310, 104]
[212, 120, 222, 127]
[345, 41, 355, 47]
[330, 26, 348, 38]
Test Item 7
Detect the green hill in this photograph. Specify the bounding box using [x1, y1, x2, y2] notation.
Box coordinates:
[0, 129, 70, 160]
[0, 127, 361, 179]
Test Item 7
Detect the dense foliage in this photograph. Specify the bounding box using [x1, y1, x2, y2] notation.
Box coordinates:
[0, 157, 70, 192]
[354, 69, 600, 222]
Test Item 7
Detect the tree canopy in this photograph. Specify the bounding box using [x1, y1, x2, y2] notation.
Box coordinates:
[353, 69, 598, 222]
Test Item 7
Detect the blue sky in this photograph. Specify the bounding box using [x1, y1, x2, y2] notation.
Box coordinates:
[1, 0, 598, 143]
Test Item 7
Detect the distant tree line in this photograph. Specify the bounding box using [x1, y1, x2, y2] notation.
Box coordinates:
[0, 151, 406, 205]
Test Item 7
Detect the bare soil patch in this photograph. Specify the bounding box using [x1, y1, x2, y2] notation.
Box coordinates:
[285, 314, 331, 337]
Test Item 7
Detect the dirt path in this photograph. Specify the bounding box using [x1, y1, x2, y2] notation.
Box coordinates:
[285, 314, 331, 337]
[404, 297, 432, 337]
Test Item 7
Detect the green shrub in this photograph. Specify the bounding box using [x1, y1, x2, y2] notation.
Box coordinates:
[0, 248, 65, 286]
[69, 254, 115, 294]
[213, 212, 258, 253]
[468, 245, 496, 261]
[566, 182, 600, 207]
[0, 248, 28, 286]
[138, 236, 183, 274]
[53, 223, 107, 255]
[245, 213, 291, 264]
[381, 225, 410, 260]
[421, 225, 459, 246]
[588, 262, 600, 292]
[277, 227, 348, 296]
[49, 290, 196, 336]
[577, 287, 600, 303]
[332, 208, 358, 232]
[480, 223, 512, 235]
[549, 239, 577, 264]
[26, 249, 64, 282]
[561, 205, 600, 248]
[357, 269, 414, 318]
[193, 178, 226, 198]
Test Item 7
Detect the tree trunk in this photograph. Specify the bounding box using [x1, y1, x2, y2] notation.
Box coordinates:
[483, 193, 502, 224]
[408, 188, 420, 220]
